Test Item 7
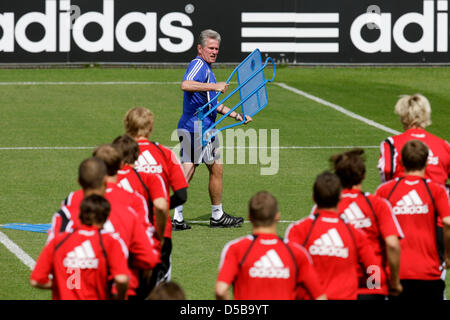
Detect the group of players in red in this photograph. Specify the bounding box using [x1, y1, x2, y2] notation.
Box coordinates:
[216, 93, 450, 300]
[30, 107, 188, 299]
[30, 93, 450, 300]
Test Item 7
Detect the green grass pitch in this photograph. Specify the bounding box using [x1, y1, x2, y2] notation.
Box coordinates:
[0, 66, 449, 299]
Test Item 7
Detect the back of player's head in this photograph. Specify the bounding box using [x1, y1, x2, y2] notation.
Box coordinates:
[395, 94, 431, 130]
[123, 107, 154, 138]
[112, 134, 140, 165]
[330, 148, 366, 189]
[313, 171, 342, 209]
[78, 157, 107, 190]
[79, 194, 110, 226]
[248, 191, 279, 227]
[147, 281, 186, 300]
[401, 140, 429, 172]
[198, 29, 221, 47]
[93, 144, 121, 176]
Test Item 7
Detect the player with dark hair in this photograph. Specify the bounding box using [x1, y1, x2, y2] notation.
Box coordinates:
[216, 191, 326, 300]
[175, 29, 251, 229]
[48, 157, 160, 299]
[376, 140, 450, 299]
[112, 134, 173, 297]
[331, 148, 403, 299]
[31, 194, 130, 300]
[112, 134, 169, 245]
[285, 171, 381, 300]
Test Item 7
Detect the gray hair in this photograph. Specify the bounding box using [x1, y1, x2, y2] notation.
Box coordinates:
[198, 29, 221, 47]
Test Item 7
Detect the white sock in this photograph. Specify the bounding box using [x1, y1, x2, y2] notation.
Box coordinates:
[174, 205, 184, 222]
[212, 204, 224, 220]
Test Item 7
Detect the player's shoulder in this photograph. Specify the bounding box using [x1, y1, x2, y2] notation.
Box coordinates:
[285, 239, 311, 260]
[63, 189, 83, 207]
[222, 235, 255, 253]
[285, 216, 314, 238]
[376, 178, 399, 193]
[364, 192, 387, 205]
[426, 179, 448, 195]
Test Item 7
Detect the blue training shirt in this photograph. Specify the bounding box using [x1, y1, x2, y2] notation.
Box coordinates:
[178, 56, 219, 133]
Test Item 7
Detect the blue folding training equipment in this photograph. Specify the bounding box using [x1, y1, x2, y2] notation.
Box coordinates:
[196, 49, 276, 146]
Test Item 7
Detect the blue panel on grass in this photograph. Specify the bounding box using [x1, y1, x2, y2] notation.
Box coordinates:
[0, 223, 51, 233]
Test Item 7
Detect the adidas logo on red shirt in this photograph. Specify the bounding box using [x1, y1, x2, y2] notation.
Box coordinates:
[63, 240, 99, 269]
[135, 150, 163, 174]
[309, 228, 349, 259]
[249, 249, 290, 279]
[342, 202, 372, 229]
[393, 190, 429, 215]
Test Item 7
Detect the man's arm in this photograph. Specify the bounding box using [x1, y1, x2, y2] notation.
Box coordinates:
[215, 281, 230, 300]
[153, 197, 169, 242]
[217, 104, 252, 124]
[181, 80, 228, 93]
[113, 274, 129, 300]
[384, 235, 402, 296]
[30, 279, 52, 290]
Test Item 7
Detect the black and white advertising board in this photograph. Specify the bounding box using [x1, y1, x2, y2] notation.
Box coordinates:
[0, 0, 448, 64]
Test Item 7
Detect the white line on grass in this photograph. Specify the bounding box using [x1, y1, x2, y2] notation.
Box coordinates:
[0, 231, 36, 270]
[275, 82, 401, 135]
[1, 80, 399, 136]
[0, 145, 379, 151]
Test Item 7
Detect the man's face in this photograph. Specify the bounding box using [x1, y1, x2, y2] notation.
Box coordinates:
[198, 38, 220, 64]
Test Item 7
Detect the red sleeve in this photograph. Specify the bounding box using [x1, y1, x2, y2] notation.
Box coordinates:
[146, 173, 169, 201]
[128, 213, 161, 269]
[46, 212, 62, 244]
[378, 138, 398, 183]
[292, 243, 325, 300]
[446, 141, 450, 177]
[105, 234, 131, 278]
[217, 241, 240, 285]
[130, 192, 154, 231]
[285, 219, 311, 246]
[372, 196, 404, 239]
[433, 184, 450, 220]
[30, 238, 56, 284]
[165, 148, 189, 191]
[354, 227, 385, 285]
[375, 183, 390, 200]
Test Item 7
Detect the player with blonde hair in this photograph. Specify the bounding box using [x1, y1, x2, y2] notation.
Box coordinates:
[378, 94, 449, 187]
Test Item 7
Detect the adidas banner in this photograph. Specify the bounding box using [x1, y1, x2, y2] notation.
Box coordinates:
[0, 0, 449, 64]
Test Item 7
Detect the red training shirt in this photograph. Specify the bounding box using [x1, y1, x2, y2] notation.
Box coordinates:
[376, 175, 450, 280]
[217, 233, 324, 300]
[135, 139, 189, 237]
[285, 209, 381, 300]
[338, 189, 404, 295]
[31, 225, 129, 300]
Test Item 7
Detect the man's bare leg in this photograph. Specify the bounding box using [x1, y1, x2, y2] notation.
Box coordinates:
[207, 160, 223, 206]
[173, 162, 196, 224]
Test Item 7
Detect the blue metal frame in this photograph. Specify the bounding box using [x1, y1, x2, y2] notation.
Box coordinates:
[196, 49, 276, 147]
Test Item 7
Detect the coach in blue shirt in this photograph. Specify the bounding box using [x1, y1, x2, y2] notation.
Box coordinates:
[174, 29, 251, 230]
